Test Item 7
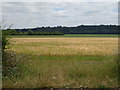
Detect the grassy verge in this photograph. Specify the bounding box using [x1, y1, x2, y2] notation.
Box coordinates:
[65, 34, 119, 37]
[29, 55, 116, 61]
[10, 34, 119, 38]
[3, 54, 118, 88]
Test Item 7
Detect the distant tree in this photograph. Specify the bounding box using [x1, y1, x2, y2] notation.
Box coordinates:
[10, 29, 17, 35]
[28, 30, 34, 35]
[24, 32, 28, 35]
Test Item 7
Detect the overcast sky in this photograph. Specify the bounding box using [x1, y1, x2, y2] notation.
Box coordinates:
[2, 1, 118, 29]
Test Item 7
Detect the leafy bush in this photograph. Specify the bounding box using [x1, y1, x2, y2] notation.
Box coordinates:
[2, 30, 10, 56]
[2, 30, 11, 77]
[2, 29, 23, 79]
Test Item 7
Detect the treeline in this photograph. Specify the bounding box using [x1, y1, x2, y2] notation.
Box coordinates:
[6, 25, 119, 35]
[10, 30, 64, 35]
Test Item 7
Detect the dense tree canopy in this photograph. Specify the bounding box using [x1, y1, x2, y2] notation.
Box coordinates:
[7, 25, 119, 35]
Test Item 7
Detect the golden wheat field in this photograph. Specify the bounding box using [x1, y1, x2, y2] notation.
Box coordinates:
[3, 37, 118, 88]
[11, 37, 118, 56]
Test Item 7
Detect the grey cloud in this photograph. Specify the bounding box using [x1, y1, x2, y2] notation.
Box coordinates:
[2, 2, 118, 28]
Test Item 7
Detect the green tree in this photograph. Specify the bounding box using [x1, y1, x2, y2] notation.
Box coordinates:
[10, 29, 16, 35]
[2, 30, 10, 56]
[28, 30, 34, 35]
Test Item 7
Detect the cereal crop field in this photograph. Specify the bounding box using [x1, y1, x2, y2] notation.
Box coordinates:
[3, 36, 118, 88]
